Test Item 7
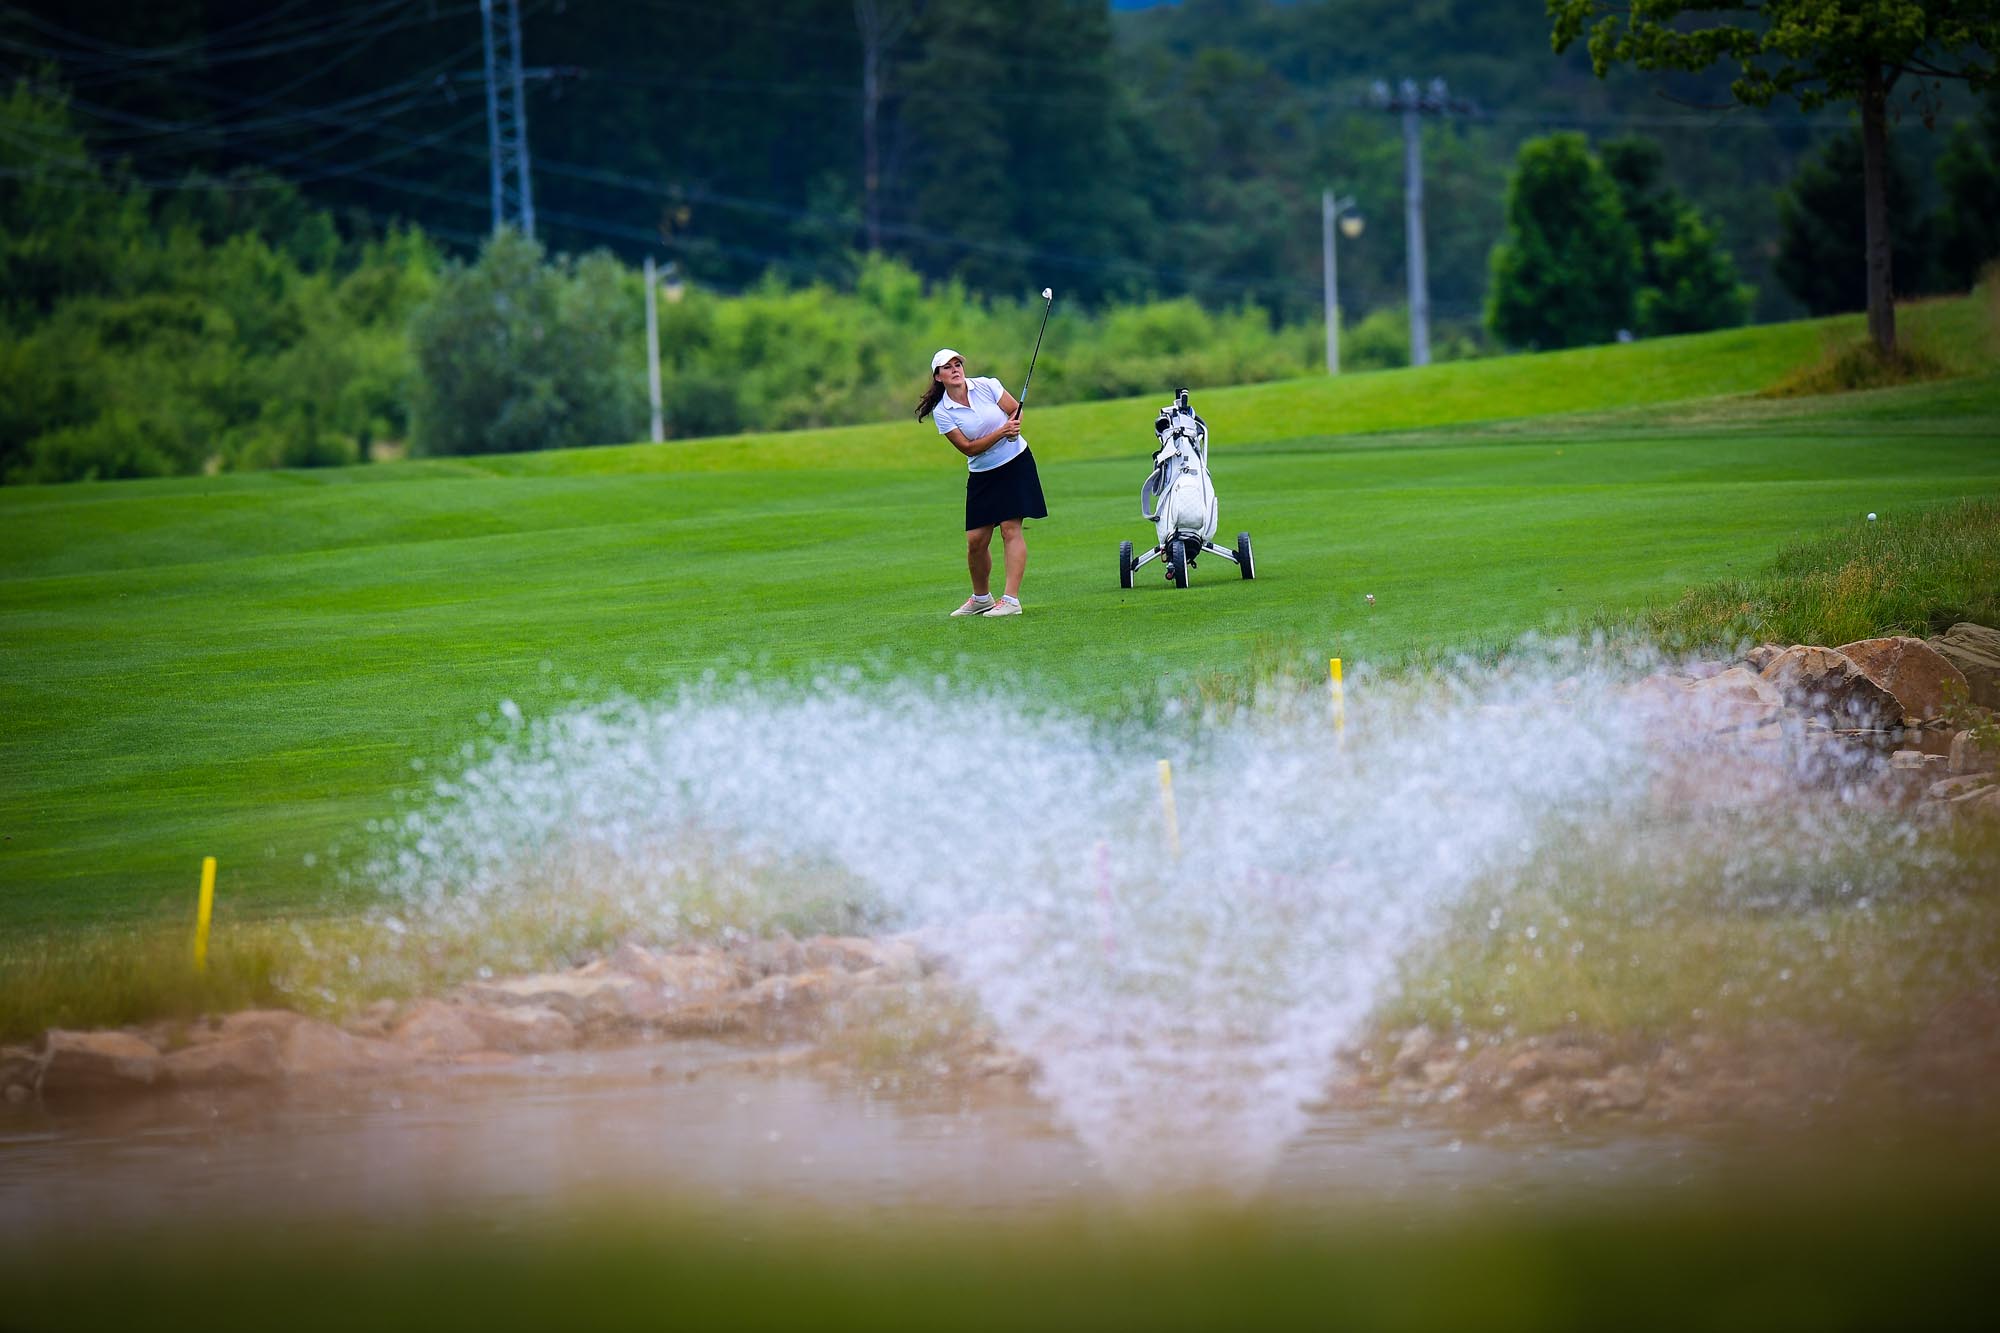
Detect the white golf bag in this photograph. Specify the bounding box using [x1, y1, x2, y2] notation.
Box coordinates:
[1119, 389, 1254, 590]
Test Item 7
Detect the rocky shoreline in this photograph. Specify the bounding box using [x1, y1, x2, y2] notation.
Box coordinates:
[5, 625, 1997, 1129]
[8, 928, 1998, 1132]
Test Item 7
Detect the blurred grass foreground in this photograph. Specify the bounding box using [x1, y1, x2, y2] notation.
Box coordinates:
[7, 1167, 2000, 1332]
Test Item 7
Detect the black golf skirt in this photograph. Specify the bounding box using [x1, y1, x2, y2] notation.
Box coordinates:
[965, 447, 1049, 531]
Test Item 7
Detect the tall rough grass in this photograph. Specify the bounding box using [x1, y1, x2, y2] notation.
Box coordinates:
[1636, 498, 2000, 655]
[1762, 282, 1999, 398]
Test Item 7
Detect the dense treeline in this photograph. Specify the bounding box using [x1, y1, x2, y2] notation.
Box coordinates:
[4, 2, 1998, 482]
[5, 0, 1987, 326]
[0, 81, 1379, 480]
[0, 81, 439, 480]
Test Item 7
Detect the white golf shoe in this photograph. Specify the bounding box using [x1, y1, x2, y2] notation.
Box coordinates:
[984, 598, 1021, 617]
[950, 596, 996, 617]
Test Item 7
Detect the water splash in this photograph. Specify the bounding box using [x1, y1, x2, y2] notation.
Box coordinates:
[360, 646, 1958, 1189]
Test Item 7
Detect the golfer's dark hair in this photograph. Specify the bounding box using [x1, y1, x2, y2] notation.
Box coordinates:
[916, 377, 946, 422]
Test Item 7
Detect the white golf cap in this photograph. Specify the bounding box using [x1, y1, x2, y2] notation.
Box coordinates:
[930, 348, 962, 372]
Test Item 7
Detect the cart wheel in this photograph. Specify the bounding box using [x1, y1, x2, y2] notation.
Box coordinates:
[1118, 540, 1134, 590]
[1168, 537, 1190, 589]
[1236, 531, 1255, 580]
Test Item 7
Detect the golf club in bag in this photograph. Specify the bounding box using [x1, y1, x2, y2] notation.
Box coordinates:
[1119, 388, 1255, 590]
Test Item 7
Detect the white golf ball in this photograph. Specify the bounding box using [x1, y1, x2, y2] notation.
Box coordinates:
[1365, 594, 1375, 605]
[1867, 512, 1877, 521]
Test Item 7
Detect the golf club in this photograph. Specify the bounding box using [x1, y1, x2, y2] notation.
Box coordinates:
[1015, 286, 1054, 417]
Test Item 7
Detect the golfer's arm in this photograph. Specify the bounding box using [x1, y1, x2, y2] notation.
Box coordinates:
[945, 426, 1008, 458]
[997, 392, 1020, 416]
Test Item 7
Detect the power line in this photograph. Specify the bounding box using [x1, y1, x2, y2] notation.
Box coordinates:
[0, 2, 476, 78]
[1370, 78, 1476, 367]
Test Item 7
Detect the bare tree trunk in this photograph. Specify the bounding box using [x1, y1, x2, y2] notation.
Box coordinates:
[855, 0, 913, 255]
[860, 5, 882, 252]
[1860, 65, 1896, 355]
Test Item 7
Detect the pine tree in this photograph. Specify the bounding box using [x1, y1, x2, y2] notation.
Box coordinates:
[1486, 134, 1640, 350]
[1637, 209, 1752, 336]
[1776, 131, 1930, 316]
[1935, 90, 2000, 290]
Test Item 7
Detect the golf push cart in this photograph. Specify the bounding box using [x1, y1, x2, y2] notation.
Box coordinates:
[1119, 388, 1254, 590]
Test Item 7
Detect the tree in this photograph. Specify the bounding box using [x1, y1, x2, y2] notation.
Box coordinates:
[1935, 88, 2000, 288]
[1639, 209, 1753, 333]
[1601, 136, 1682, 283]
[854, 0, 921, 255]
[407, 231, 644, 457]
[1486, 133, 1640, 350]
[1602, 135, 1751, 335]
[1777, 129, 1931, 313]
[1550, 0, 2000, 354]
[0, 78, 150, 323]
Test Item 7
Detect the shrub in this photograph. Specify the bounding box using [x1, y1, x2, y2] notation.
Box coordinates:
[1342, 307, 1410, 371]
[407, 230, 645, 456]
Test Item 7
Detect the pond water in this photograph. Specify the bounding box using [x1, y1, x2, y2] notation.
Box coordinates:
[0, 1043, 1717, 1233]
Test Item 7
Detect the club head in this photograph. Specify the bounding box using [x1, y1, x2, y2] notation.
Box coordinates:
[1041, 288, 1053, 301]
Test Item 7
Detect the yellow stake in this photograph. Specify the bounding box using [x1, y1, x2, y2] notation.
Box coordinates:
[193, 856, 216, 974]
[1329, 657, 1346, 740]
[1157, 759, 1181, 860]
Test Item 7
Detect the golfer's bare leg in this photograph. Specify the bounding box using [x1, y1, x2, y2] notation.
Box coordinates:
[999, 519, 1026, 600]
[966, 526, 994, 597]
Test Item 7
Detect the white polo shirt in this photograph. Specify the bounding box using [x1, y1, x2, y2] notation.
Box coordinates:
[934, 376, 1027, 473]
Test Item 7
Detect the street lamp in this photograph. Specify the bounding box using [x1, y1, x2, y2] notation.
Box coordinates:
[1322, 190, 1364, 374]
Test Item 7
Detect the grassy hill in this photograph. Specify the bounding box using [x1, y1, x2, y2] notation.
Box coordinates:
[2, 302, 1996, 932]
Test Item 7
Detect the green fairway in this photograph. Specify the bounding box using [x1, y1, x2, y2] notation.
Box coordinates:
[3, 305, 1997, 932]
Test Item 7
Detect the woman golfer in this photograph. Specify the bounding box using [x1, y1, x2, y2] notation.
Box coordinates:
[918, 348, 1048, 617]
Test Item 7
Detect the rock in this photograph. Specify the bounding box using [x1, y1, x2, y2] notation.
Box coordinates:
[1420, 1057, 1461, 1087]
[1927, 774, 1996, 801]
[971, 1050, 1037, 1080]
[464, 971, 643, 1026]
[1449, 1047, 1515, 1107]
[343, 999, 403, 1039]
[803, 936, 925, 983]
[1577, 1065, 1649, 1113]
[390, 1000, 485, 1058]
[1929, 623, 2000, 709]
[279, 1018, 407, 1077]
[1501, 1043, 1607, 1085]
[1835, 636, 1972, 723]
[1962, 789, 2000, 821]
[741, 968, 854, 1014]
[218, 1009, 309, 1043]
[1744, 644, 1787, 673]
[655, 967, 856, 1039]
[1759, 646, 1903, 729]
[1889, 749, 1945, 771]
[1390, 1026, 1438, 1077]
[1950, 729, 1999, 775]
[460, 1003, 575, 1053]
[163, 1032, 284, 1086]
[650, 953, 748, 1003]
[2, 1044, 43, 1102]
[729, 935, 809, 979]
[1682, 666, 1784, 730]
[40, 1030, 161, 1098]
